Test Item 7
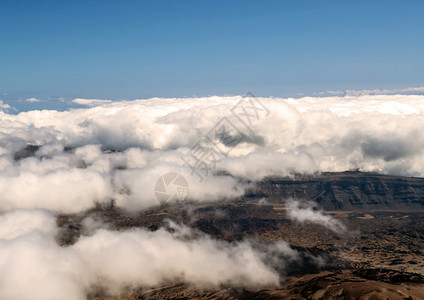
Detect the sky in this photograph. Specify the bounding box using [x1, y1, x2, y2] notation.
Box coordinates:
[1, 0, 424, 110]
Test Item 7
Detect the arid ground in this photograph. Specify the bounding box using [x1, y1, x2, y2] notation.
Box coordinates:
[56, 172, 424, 299]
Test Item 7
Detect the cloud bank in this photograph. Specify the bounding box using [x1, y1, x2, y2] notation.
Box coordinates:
[0, 210, 299, 300]
[1, 94, 424, 213]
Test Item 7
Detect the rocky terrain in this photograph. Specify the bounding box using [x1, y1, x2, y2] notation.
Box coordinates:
[252, 171, 424, 210]
[54, 171, 424, 299]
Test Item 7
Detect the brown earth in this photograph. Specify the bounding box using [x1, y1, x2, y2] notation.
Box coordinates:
[57, 184, 424, 299]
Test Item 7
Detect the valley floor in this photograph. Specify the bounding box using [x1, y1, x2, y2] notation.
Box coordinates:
[58, 201, 424, 299]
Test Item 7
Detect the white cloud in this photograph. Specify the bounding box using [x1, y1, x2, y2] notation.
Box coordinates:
[74, 222, 286, 293]
[345, 86, 424, 96]
[72, 98, 113, 107]
[0, 100, 11, 111]
[0, 229, 90, 300]
[285, 198, 346, 233]
[113, 162, 245, 210]
[321, 86, 424, 97]
[0, 209, 57, 240]
[1, 93, 424, 213]
[0, 210, 299, 299]
[24, 97, 42, 103]
[0, 169, 113, 213]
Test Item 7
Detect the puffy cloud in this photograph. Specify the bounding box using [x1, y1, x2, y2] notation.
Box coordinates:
[219, 151, 317, 180]
[74, 222, 286, 293]
[0, 231, 88, 300]
[0, 209, 57, 240]
[0, 169, 113, 213]
[0, 209, 299, 299]
[0, 100, 11, 111]
[285, 198, 346, 233]
[113, 162, 245, 210]
[0, 210, 88, 300]
[1, 93, 424, 213]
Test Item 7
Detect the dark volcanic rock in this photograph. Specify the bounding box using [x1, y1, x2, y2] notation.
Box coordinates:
[252, 171, 424, 210]
[13, 144, 41, 160]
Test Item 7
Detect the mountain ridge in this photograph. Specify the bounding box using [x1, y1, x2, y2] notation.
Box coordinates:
[250, 171, 424, 210]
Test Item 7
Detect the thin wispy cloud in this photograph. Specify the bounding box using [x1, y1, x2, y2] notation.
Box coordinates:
[315, 86, 424, 97]
[285, 198, 346, 233]
[24, 97, 42, 103]
[72, 98, 113, 107]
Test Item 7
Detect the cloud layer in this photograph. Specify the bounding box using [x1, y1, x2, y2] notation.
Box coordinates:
[0, 210, 299, 299]
[1, 94, 424, 212]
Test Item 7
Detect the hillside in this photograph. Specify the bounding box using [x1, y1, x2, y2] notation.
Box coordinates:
[251, 171, 424, 210]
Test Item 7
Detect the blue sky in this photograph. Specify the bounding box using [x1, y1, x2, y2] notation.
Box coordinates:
[1, 0, 424, 110]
